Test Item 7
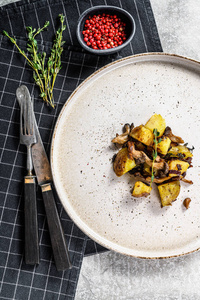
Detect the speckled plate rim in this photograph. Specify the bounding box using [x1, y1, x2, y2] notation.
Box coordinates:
[51, 52, 200, 259]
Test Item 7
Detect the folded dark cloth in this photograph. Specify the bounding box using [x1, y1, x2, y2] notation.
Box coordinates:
[0, 0, 162, 299]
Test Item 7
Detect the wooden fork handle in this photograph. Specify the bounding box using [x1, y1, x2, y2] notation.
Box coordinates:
[24, 175, 39, 265]
[41, 183, 72, 271]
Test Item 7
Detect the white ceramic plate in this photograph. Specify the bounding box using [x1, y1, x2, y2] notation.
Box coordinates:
[51, 53, 200, 258]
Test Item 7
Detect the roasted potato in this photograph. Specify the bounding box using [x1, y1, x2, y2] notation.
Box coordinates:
[145, 114, 166, 137]
[132, 181, 152, 197]
[113, 147, 136, 177]
[158, 180, 180, 207]
[167, 145, 193, 159]
[168, 159, 190, 177]
[157, 136, 171, 155]
[130, 125, 154, 146]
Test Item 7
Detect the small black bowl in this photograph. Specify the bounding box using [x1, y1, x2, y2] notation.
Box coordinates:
[76, 5, 136, 55]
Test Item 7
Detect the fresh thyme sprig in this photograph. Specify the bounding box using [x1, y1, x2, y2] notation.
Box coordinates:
[3, 14, 66, 108]
[150, 128, 162, 186]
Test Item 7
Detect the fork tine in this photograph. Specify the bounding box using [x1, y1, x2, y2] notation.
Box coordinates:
[30, 97, 34, 135]
[26, 99, 32, 136]
[19, 91, 37, 149]
[29, 103, 34, 135]
[27, 100, 31, 136]
[23, 99, 27, 135]
[27, 100, 31, 135]
[20, 102, 23, 135]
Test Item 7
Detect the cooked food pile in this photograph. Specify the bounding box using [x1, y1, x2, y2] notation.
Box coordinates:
[112, 114, 193, 207]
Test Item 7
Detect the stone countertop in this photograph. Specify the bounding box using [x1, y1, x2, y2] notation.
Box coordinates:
[0, 0, 200, 299]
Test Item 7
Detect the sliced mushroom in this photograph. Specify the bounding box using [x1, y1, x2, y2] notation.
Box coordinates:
[183, 198, 191, 209]
[111, 123, 131, 144]
[132, 172, 149, 182]
[145, 176, 180, 184]
[127, 141, 145, 160]
[146, 159, 165, 170]
[127, 141, 165, 170]
[157, 162, 169, 178]
[180, 177, 193, 184]
[134, 141, 146, 152]
[164, 126, 184, 144]
[163, 162, 169, 174]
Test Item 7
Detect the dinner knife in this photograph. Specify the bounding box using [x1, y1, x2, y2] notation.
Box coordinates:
[17, 85, 71, 271]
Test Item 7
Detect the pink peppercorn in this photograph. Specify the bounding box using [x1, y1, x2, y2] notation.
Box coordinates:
[82, 13, 127, 50]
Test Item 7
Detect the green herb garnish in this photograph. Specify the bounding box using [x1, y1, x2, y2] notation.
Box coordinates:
[3, 14, 66, 108]
[150, 128, 161, 186]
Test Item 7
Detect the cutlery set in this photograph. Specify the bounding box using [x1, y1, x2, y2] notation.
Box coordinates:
[16, 85, 71, 271]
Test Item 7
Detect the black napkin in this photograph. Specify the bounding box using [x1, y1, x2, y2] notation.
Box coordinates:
[0, 0, 162, 299]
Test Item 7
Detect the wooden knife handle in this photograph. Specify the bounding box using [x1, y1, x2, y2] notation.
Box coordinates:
[41, 183, 72, 271]
[24, 176, 39, 265]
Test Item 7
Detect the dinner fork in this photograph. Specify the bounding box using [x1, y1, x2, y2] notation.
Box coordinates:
[19, 95, 39, 265]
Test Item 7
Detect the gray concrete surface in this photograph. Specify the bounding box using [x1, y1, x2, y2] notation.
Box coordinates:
[1, 1, 200, 299]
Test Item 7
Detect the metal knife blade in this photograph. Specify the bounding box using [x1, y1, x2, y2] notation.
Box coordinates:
[31, 120, 52, 185]
[16, 85, 71, 271]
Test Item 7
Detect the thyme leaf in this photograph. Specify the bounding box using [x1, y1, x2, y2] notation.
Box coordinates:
[3, 14, 66, 108]
[150, 128, 160, 187]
